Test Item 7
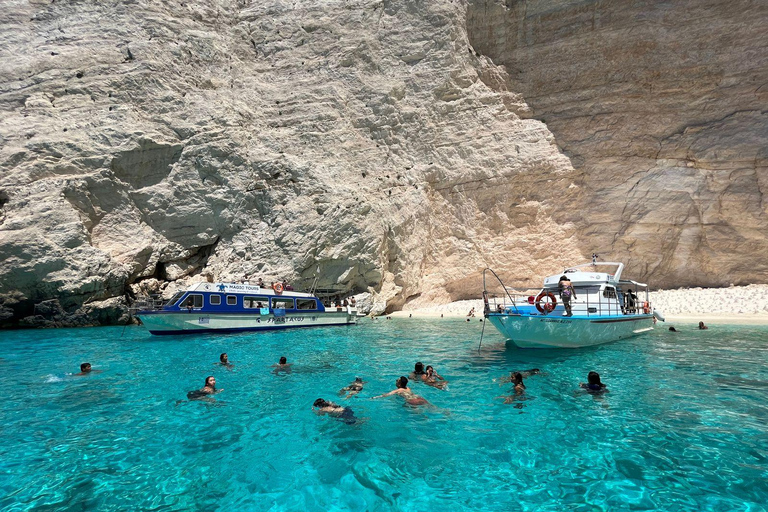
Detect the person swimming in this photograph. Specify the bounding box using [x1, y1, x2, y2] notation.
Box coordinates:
[409, 362, 426, 381]
[313, 398, 357, 424]
[698, 321, 708, 330]
[499, 368, 540, 383]
[72, 362, 102, 377]
[271, 356, 293, 374]
[339, 377, 365, 399]
[373, 376, 430, 406]
[424, 365, 447, 390]
[219, 353, 233, 368]
[580, 371, 608, 393]
[187, 376, 223, 400]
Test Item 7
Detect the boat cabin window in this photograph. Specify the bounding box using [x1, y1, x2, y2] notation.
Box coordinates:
[166, 292, 185, 307]
[271, 298, 295, 309]
[603, 286, 617, 299]
[181, 294, 203, 309]
[296, 299, 317, 310]
[227, 295, 237, 306]
[244, 296, 269, 309]
[209, 294, 221, 306]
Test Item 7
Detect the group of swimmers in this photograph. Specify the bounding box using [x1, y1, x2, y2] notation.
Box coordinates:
[73, 356, 608, 421]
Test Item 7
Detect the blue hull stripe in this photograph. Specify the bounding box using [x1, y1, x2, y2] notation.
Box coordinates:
[148, 322, 356, 336]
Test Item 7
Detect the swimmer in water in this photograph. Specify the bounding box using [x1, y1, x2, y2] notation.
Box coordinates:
[498, 368, 540, 383]
[313, 398, 357, 424]
[72, 362, 102, 377]
[339, 377, 365, 399]
[187, 376, 223, 400]
[409, 362, 426, 381]
[698, 321, 708, 330]
[271, 356, 292, 374]
[373, 376, 430, 406]
[424, 365, 447, 390]
[218, 353, 233, 368]
[579, 371, 608, 393]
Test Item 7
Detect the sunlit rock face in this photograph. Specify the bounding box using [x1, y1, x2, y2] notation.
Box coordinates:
[0, 0, 580, 326]
[466, 0, 768, 287]
[0, 1, 764, 327]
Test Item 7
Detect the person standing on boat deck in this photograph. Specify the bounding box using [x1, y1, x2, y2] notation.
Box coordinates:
[559, 277, 577, 317]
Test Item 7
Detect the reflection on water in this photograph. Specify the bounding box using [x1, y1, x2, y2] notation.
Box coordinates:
[1, 320, 767, 510]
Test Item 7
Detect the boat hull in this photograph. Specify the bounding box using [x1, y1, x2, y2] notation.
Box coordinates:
[136, 309, 357, 335]
[487, 313, 654, 348]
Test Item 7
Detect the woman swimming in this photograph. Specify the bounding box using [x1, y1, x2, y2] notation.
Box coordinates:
[313, 398, 357, 424]
[424, 365, 447, 390]
[373, 376, 430, 406]
[580, 371, 608, 393]
[187, 376, 223, 400]
[339, 377, 365, 399]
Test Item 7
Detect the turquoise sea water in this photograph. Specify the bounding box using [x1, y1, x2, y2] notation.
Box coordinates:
[1, 319, 767, 512]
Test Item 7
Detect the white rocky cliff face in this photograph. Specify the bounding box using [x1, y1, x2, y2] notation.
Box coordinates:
[0, 0, 764, 327]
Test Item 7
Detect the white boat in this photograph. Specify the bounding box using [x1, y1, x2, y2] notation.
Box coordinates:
[133, 282, 357, 335]
[483, 262, 663, 348]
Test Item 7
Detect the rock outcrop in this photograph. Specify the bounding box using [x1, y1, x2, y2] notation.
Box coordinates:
[0, 0, 765, 327]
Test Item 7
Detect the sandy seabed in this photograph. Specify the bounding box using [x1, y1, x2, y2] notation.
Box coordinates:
[388, 284, 768, 325]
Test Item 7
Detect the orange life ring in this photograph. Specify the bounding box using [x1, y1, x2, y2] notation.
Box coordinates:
[535, 292, 557, 314]
[642, 301, 650, 314]
[273, 283, 284, 294]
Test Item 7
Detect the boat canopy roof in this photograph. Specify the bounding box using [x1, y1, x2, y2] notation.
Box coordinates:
[185, 282, 316, 298]
[542, 262, 628, 288]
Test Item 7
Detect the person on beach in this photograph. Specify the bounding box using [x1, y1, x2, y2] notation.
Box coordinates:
[219, 353, 233, 368]
[373, 376, 430, 406]
[698, 321, 708, 330]
[580, 372, 607, 393]
[559, 276, 577, 317]
[313, 398, 357, 424]
[73, 362, 101, 376]
[468, 307, 476, 317]
[339, 377, 365, 399]
[424, 365, 447, 389]
[409, 362, 427, 381]
[272, 356, 292, 374]
[187, 376, 223, 400]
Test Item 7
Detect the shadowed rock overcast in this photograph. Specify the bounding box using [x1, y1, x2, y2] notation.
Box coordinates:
[0, 0, 766, 327]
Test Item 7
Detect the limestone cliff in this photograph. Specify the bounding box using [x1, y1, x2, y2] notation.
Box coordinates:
[0, 0, 764, 327]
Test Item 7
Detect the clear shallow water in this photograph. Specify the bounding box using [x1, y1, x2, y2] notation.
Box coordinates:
[1, 320, 767, 512]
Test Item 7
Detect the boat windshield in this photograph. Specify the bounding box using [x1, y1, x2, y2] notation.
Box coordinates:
[165, 292, 185, 307]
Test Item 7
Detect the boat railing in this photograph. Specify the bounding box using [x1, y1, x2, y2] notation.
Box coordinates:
[483, 289, 654, 318]
[131, 295, 168, 312]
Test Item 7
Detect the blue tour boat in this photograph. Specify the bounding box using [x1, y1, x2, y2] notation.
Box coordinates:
[483, 262, 664, 348]
[134, 282, 357, 335]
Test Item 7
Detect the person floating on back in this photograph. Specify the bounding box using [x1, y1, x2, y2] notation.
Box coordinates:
[580, 371, 608, 393]
[313, 398, 357, 424]
[339, 377, 365, 399]
[271, 356, 292, 374]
